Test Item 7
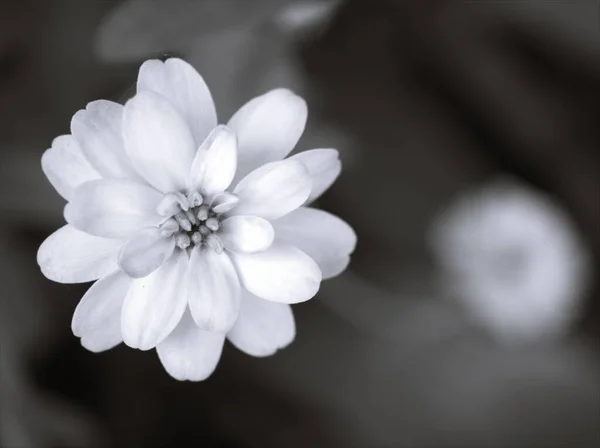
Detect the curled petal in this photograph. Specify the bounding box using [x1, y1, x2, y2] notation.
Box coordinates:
[211, 192, 240, 214]
[189, 125, 237, 196]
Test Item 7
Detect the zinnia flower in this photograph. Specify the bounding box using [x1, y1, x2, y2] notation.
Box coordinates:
[429, 178, 591, 344]
[37, 58, 356, 380]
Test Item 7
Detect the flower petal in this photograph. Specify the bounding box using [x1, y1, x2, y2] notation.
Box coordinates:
[37, 225, 122, 284]
[118, 227, 175, 278]
[156, 310, 225, 381]
[123, 90, 196, 193]
[189, 125, 237, 197]
[41, 135, 100, 201]
[220, 215, 274, 253]
[232, 159, 311, 220]
[273, 207, 356, 279]
[71, 100, 140, 180]
[187, 247, 241, 333]
[137, 58, 217, 146]
[211, 192, 240, 214]
[228, 88, 307, 182]
[227, 290, 295, 357]
[231, 242, 321, 304]
[290, 149, 341, 203]
[71, 270, 131, 352]
[64, 178, 163, 239]
[321, 255, 351, 279]
[121, 250, 188, 350]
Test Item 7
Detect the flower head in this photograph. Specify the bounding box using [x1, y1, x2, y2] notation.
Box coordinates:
[429, 178, 591, 344]
[38, 58, 356, 380]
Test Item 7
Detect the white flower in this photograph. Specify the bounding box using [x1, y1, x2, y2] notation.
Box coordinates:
[37, 58, 356, 380]
[429, 177, 591, 344]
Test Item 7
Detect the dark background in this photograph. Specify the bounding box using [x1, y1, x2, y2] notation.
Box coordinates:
[1, 1, 599, 447]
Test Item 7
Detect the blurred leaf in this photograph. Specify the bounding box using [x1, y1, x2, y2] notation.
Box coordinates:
[187, 25, 305, 119]
[275, 0, 342, 40]
[475, 0, 600, 57]
[95, 0, 292, 61]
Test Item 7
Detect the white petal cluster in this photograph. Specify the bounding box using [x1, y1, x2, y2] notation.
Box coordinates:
[429, 178, 591, 344]
[38, 58, 356, 381]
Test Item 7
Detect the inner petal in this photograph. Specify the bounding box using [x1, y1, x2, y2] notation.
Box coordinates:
[118, 227, 176, 278]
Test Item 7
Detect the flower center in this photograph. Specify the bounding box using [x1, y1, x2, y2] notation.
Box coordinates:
[156, 191, 238, 253]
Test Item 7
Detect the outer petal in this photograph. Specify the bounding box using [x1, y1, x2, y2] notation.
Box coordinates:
[37, 225, 122, 284]
[187, 247, 241, 333]
[320, 255, 351, 280]
[232, 160, 311, 220]
[227, 290, 295, 357]
[71, 270, 131, 352]
[118, 227, 175, 278]
[64, 178, 164, 239]
[123, 91, 197, 193]
[189, 125, 237, 197]
[156, 310, 225, 381]
[273, 207, 356, 279]
[121, 250, 188, 350]
[41, 135, 100, 201]
[228, 88, 307, 182]
[71, 100, 140, 180]
[290, 149, 341, 203]
[230, 242, 321, 304]
[137, 58, 217, 146]
[219, 215, 274, 253]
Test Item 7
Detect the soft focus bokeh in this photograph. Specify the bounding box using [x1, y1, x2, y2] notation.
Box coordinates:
[1, 1, 599, 447]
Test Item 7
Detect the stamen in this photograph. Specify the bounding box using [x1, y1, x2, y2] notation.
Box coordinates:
[158, 190, 227, 249]
[205, 217, 220, 231]
[197, 205, 210, 221]
[185, 209, 198, 225]
[187, 191, 203, 208]
[191, 232, 203, 245]
[160, 218, 179, 237]
[205, 234, 224, 254]
[174, 192, 190, 211]
[175, 212, 192, 231]
[175, 233, 191, 249]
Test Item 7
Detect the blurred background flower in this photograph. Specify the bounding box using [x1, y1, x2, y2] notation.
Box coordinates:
[430, 177, 592, 344]
[1, 1, 598, 447]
